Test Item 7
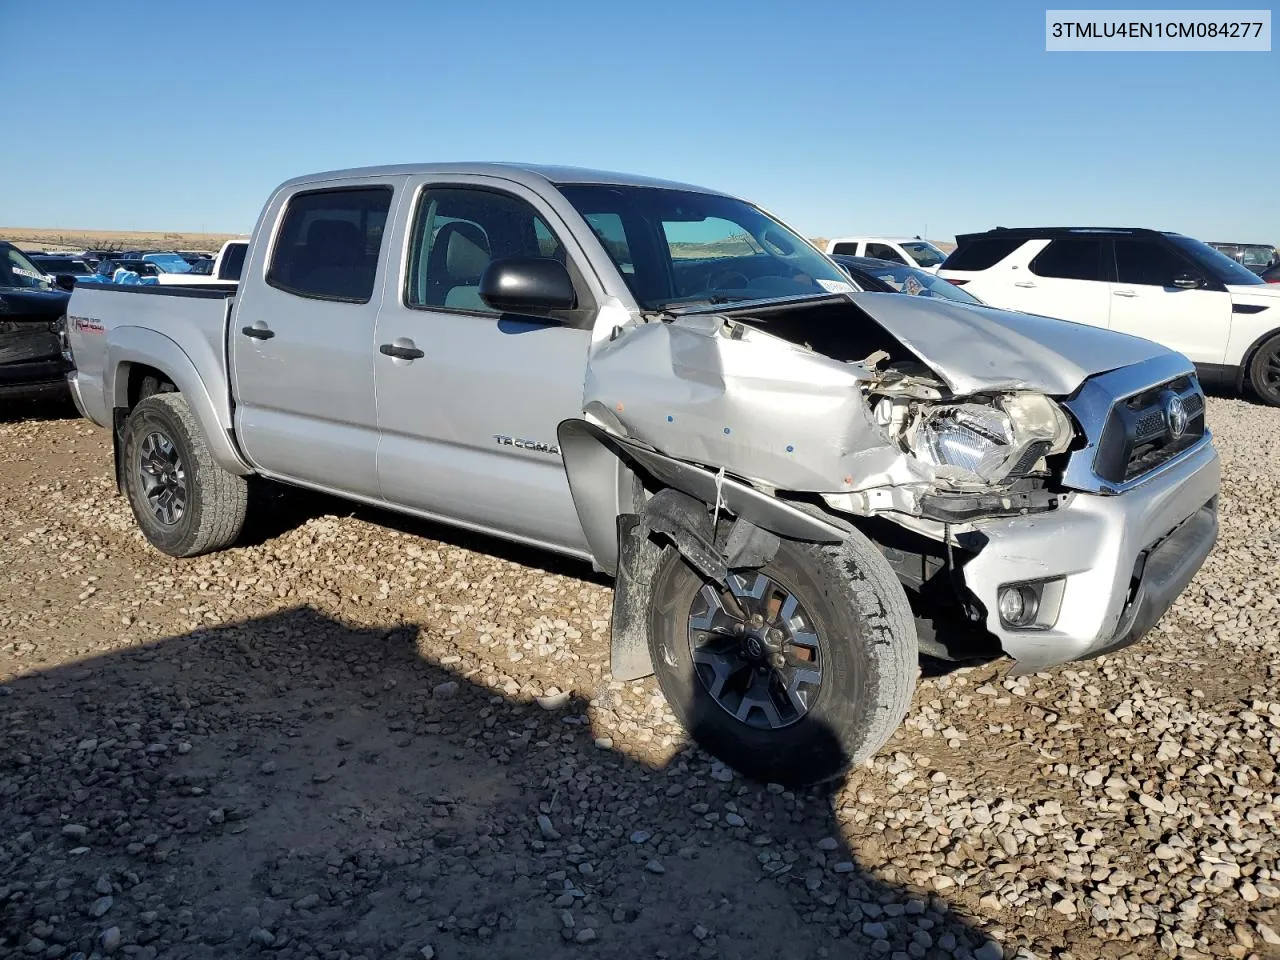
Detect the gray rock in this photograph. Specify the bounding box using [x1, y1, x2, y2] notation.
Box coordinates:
[100, 926, 122, 952]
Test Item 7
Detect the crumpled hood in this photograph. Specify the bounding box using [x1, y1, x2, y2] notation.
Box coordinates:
[847, 292, 1173, 396]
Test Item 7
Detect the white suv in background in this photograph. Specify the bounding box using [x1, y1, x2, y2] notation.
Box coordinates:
[825, 236, 947, 273]
[938, 227, 1280, 405]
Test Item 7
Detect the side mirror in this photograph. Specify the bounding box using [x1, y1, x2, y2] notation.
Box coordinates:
[479, 257, 576, 315]
[54, 273, 77, 291]
[1172, 272, 1202, 289]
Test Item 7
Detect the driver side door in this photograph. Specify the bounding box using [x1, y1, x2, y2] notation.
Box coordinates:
[372, 177, 598, 555]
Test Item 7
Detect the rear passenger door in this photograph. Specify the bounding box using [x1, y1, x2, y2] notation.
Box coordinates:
[1003, 237, 1111, 327]
[372, 177, 598, 555]
[231, 179, 401, 497]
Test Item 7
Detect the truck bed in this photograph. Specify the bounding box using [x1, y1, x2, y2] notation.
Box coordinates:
[66, 282, 239, 430]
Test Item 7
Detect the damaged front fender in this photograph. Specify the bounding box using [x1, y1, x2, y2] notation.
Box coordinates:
[582, 312, 938, 498]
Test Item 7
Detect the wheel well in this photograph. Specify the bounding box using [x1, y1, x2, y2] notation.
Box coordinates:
[1236, 326, 1280, 391]
[124, 364, 177, 409]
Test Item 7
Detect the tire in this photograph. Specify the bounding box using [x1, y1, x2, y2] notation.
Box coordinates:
[121, 393, 248, 557]
[647, 531, 917, 786]
[1247, 333, 1280, 407]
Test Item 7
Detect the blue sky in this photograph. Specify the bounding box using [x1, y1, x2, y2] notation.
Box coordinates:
[2, 0, 1276, 243]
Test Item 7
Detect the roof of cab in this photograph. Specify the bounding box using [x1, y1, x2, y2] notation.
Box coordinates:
[275, 162, 727, 196]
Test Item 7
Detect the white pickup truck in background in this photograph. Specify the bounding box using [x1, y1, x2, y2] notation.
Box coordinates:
[63, 162, 1219, 786]
[824, 236, 948, 272]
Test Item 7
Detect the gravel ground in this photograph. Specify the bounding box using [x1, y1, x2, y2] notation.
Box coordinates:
[1, 395, 1278, 960]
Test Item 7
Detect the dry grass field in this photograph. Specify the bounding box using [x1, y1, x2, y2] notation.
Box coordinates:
[0, 226, 248, 255]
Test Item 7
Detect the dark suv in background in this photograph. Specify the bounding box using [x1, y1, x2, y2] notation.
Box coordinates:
[0, 242, 72, 401]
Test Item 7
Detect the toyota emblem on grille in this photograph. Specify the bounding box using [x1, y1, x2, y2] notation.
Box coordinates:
[1165, 394, 1188, 439]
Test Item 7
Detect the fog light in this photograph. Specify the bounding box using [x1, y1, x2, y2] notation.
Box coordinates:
[998, 584, 1040, 628]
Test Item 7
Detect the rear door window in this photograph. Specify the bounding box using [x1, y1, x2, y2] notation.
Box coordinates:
[267, 186, 393, 302]
[1030, 239, 1105, 281]
[865, 242, 907, 264]
[942, 237, 1024, 272]
[1114, 240, 1190, 287]
[830, 241, 859, 256]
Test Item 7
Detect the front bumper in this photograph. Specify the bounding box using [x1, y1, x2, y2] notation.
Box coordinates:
[962, 437, 1220, 673]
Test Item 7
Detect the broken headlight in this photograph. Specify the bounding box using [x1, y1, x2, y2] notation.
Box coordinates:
[908, 393, 1072, 483]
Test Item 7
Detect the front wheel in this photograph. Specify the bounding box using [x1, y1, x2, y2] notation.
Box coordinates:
[647, 532, 918, 786]
[121, 393, 248, 557]
[1247, 333, 1280, 407]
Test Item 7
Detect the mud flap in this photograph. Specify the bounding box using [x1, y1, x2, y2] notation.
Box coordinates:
[112, 409, 128, 495]
[609, 490, 781, 681]
[610, 514, 663, 681]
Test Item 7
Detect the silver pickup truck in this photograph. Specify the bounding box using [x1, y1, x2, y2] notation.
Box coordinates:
[64, 163, 1220, 785]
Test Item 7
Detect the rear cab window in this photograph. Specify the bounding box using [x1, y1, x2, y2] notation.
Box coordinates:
[267, 186, 393, 302]
[219, 243, 248, 281]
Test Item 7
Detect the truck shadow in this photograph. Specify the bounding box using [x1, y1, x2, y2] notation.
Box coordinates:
[0, 607, 996, 960]
[240, 481, 1004, 680]
[240, 479, 610, 587]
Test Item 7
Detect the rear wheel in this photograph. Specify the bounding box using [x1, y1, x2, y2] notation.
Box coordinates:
[122, 393, 247, 557]
[647, 532, 918, 786]
[1248, 333, 1280, 406]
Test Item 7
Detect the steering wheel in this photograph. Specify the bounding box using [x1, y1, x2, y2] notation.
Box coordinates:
[707, 269, 751, 293]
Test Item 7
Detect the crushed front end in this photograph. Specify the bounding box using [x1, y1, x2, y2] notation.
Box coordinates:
[581, 294, 1219, 674]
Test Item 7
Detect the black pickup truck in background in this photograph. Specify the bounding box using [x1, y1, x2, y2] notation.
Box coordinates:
[1, 241, 72, 402]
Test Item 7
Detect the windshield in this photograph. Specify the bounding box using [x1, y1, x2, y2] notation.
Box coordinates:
[143, 253, 193, 274]
[1168, 235, 1264, 286]
[557, 184, 853, 310]
[862, 262, 982, 304]
[899, 241, 946, 268]
[1, 245, 55, 290]
[1239, 244, 1278, 268]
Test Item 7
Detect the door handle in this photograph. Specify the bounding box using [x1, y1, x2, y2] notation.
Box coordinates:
[1013, 281, 1037, 288]
[379, 341, 425, 361]
[1113, 289, 1138, 298]
[241, 324, 275, 340]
